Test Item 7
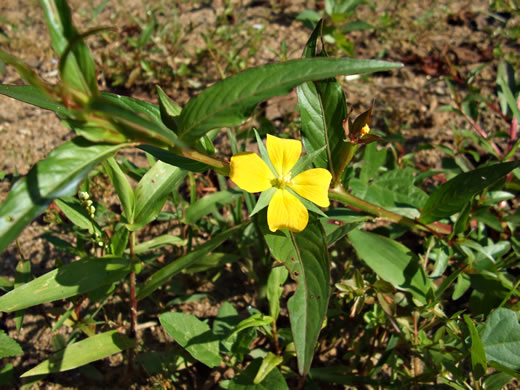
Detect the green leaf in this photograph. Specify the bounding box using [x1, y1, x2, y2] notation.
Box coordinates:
[297, 21, 330, 170]
[321, 209, 368, 247]
[159, 312, 221, 368]
[482, 308, 520, 370]
[0, 85, 69, 117]
[351, 168, 428, 216]
[497, 75, 520, 123]
[263, 217, 330, 376]
[0, 137, 128, 254]
[129, 161, 186, 231]
[484, 371, 513, 390]
[359, 142, 386, 183]
[348, 229, 433, 305]
[182, 252, 240, 274]
[156, 85, 181, 132]
[138, 144, 209, 172]
[464, 315, 487, 379]
[103, 157, 134, 222]
[267, 266, 289, 321]
[0, 363, 15, 386]
[213, 302, 240, 352]
[0, 256, 130, 312]
[0, 50, 57, 98]
[177, 57, 401, 143]
[230, 314, 273, 337]
[41, 0, 97, 95]
[229, 358, 288, 390]
[254, 353, 284, 385]
[101, 92, 163, 127]
[420, 162, 518, 224]
[137, 224, 244, 299]
[132, 234, 187, 254]
[184, 190, 242, 224]
[55, 197, 101, 235]
[21, 330, 135, 377]
[88, 96, 177, 148]
[0, 330, 23, 358]
[110, 226, 129, 257]
[497, 60, 516, 117]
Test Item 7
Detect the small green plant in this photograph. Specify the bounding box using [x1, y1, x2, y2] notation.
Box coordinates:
[0, 1, 519, 389]
[297, 0, 374, 56]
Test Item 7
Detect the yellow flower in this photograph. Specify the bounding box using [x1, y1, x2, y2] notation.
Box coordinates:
[230, 134, 332, 232]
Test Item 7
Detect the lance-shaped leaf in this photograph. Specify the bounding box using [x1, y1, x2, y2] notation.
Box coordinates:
[229, 358, 288, 389]
[160, 312, 222, 368]
[88, 96, 178, 148]
[128, 161, 186, 231]
[297, 20, 329, 169]
[177, 57, 402, 143]
[263, 217, 330, 376]
[297, 20, 354, 182]
[41, 0, 97, 95]
[21, 330, 135, 377]
[138, 144, 209, 172]
[156, 85, 181, 132]
[0, 138, 129, 254]
[0, 256, 130, 312]
[0, 84, 67, 116]
[184, 189, 242, 224]
[0, 50, 59, 100]
[464, 314, 487, 379]
[102, 92, 163, 128]
[420, 162, 518, 224]
[103, 157, 134, 223]
[348, 229, 433, 305]
[137, 224, 244, 299]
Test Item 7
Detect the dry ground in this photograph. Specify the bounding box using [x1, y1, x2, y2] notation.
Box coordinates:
[0, 0, 517, 388]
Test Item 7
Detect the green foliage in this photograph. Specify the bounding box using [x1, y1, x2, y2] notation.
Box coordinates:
[0, 1, 519, 388]
[159, 312, 222, 368]
[21, 330, 135, 377]
[0, 331, 23, 359]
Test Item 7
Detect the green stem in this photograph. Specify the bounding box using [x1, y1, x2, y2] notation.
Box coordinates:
[127, 231, 138, 372]
[329, 185, 451, 236]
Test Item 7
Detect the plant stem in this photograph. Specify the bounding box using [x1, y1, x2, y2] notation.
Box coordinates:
[329, 185, 452, 236]
[128, 230, 138, 372]
[272, 320, 281, 356]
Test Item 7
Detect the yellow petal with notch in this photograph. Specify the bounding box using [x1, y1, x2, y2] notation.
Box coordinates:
[267, 188, 308, 232]
[290, 168, 332, 207]
[230, 152, 274, 193]
[266, 134, 302, 176]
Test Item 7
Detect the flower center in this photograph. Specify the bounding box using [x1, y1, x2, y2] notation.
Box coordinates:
[274, 172, 294, 189]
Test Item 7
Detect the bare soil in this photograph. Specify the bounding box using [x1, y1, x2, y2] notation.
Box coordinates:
[0, 0, 517, 388]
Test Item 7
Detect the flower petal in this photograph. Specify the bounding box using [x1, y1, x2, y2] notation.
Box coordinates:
[230, 152, 275, 193]
[267, 189, 308, 232]
[266, 134, 302, 176]
[290, 168, 332, 207]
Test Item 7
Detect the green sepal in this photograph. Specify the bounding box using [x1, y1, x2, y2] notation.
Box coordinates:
[254, 129, 278, 178]
[287, 187, 328, 218]
[291, 145, 327, 176]
[250, 187, 277, 217]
